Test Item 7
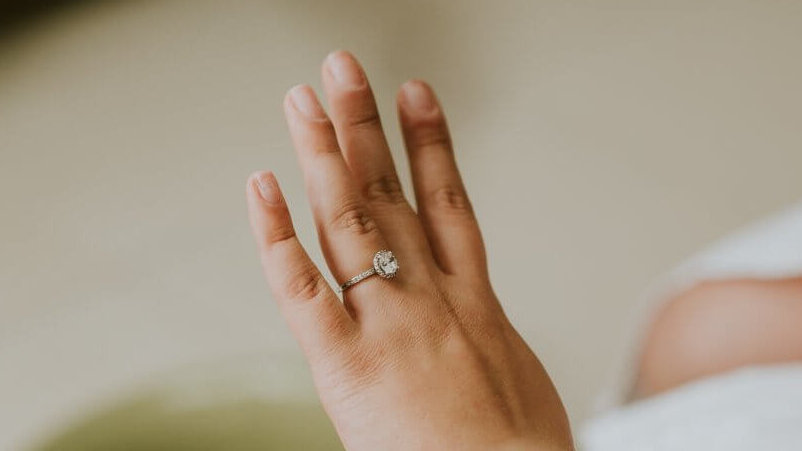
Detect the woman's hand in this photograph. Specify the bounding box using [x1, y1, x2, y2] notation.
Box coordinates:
[246, 50, 572, 450]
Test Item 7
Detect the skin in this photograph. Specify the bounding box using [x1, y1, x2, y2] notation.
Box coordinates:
[245, 51, 573, 450]
[635, 277, 802, 398]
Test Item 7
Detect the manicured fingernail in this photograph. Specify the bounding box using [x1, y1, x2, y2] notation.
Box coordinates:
[255, 172, 281, 204]
[289, 85, 327, 119]
[325, 51, 365, 87]
[401, 81, 437, 113]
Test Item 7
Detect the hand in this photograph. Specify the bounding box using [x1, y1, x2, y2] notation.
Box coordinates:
[246, 50, 573, 450]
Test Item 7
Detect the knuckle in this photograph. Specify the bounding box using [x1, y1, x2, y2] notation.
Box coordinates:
[345, 108, 382, 130]
[306, 123, 341, 155]
[265, 224, 296, 245]
[305, 114, 335, 132]
[428, 185, 473, 214]
[312, 144, 340, 155]
[328, 198, 379, 235]
[410, 123, 451, 150]
[285, 266, 327, 301]
[307, 114, 335, 129]
[363, 174, 406, 204]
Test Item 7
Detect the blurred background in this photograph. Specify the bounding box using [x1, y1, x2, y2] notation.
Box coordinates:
[2, 0, 801, 448]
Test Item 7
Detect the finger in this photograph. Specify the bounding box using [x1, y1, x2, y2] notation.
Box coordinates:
[397, 80, 487, 279]
[320, 51, 432, 268]
[283, 84, 397, 313]
[246, 171, 355, 358]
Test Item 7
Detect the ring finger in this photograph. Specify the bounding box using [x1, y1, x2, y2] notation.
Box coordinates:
[284, 84, 397, 318]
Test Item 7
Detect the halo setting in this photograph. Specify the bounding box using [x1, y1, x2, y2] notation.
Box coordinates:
[339, 249, 400, 292]
[373, 250, 399, 278]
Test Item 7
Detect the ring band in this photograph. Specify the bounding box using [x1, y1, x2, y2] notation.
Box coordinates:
[339, 250, 399, 292]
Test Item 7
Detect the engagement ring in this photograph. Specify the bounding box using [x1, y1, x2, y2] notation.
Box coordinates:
[339, 250, 399, 292]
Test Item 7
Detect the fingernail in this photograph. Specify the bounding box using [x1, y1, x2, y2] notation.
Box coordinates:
[401, 81, 437, 113]
[289, 85, 327, 119]
[255, 172, 281, 204]
[325, 51, 365, 87]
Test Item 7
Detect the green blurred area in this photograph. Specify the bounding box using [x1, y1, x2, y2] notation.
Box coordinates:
[34, 394, 342, 451]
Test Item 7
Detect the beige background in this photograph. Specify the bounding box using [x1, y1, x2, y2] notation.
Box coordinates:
[1, 0, 801, 448]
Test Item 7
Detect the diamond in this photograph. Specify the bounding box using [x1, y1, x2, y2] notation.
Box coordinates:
[373, 250, 399, 278]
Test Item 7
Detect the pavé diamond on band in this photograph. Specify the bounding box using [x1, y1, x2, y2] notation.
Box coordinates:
[339, 250, 399, 292]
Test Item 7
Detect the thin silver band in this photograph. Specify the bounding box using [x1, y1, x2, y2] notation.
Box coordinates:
[338, 268, 377, 292]
[338, 250, 399, 293]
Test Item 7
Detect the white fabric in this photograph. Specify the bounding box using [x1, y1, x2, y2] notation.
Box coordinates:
[580, 201, 802, 450]
[582, 364, 802, 451]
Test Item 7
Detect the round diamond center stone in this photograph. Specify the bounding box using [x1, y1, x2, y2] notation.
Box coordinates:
[374, 250, 399, 278]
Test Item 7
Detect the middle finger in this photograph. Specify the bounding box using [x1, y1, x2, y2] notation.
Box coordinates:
[321, 51, 433, 271]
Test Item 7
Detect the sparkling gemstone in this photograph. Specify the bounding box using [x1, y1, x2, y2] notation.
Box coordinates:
[374, 250, 399, 278]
